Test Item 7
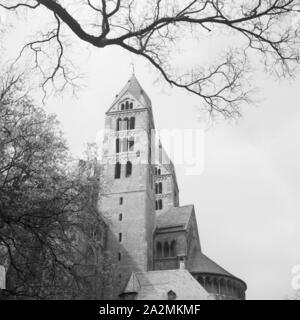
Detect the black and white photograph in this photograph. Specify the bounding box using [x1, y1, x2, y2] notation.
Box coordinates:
[0, 0, 300, 306]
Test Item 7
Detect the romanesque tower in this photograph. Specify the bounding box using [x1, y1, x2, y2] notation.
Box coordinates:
[99, 75, 156, 298]
[99, 75, 247, 300]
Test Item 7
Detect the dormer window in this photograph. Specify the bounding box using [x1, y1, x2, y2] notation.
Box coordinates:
[167, 290, 177, 300]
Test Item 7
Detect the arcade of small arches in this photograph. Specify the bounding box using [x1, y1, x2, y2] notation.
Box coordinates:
[156, 240, 176, 258]
[193, 274, 246, 300]
[116, 117, 135, 131]
[120, 100, 133, 111]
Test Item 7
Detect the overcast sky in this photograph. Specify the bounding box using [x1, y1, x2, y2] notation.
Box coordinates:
[43, 48, 299, 300]
[2, 9, 300, 300]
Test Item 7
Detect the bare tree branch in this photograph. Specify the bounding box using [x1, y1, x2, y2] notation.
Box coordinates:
[1, 0, 300, 118]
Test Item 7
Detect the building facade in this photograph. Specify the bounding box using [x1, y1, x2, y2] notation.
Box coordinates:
[99, 75, 247, 300]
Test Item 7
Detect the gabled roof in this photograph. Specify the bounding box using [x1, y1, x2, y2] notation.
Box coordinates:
[156, 205, 194, 230]
[189, 251, 234, 278]
[122, 272, 140, 293]
[122, 269, 209, 300]
[109, 74, 152, 111]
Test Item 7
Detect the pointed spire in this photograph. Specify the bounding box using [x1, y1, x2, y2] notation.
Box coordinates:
[109, 74, 152, 111]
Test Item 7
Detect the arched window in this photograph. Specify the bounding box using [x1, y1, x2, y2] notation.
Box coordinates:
[119, 213, 122, 221]
[156, 242, 162, 258]
[233, 282, 237, 297]
[122, 138, 128, 152]
[121, 103, 125, 111]
[155, 199, 163, 210]
[125, 101, 129, 109]
[164, 242, 170, 257]
[198, 277, 204, 287]
[170, 240, 176, 257]
[130, 102, 133, 109]
[213, 278, 219, 294]
[227, 280, 232, 296]
[115, 162, 121, 179]
[129, 117, 135, 129]
[116, 138, 120, 153]
[159, 199, 163, 210]
[207, 277, 214, 292]
[220, 278, 226, 296]
[116, 118, 122, 131]
[126, 161, 132, 177]
[158, 182, 162, 194]
[155, 183, 163, 194]
[123, 118, 129, 130]
[128, 137, 134, 151]
[155, 168, 161, 176]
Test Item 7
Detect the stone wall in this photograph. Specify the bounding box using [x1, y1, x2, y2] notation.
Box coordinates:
[99, 100, 156, 299]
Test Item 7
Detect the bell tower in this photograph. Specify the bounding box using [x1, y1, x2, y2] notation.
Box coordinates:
[99, 75, 156, 299]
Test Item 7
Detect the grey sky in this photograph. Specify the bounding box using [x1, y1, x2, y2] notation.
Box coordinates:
[45, 49, 300, 299]
[2, 10, 300, 300]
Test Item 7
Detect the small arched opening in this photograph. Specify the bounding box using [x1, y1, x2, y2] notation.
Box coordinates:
[156, 242, 162, 258]
[167, 290, 176, 300]
[115, 162, 121, 179]
[170, 240, 176, 257]
[163, 242, 170, 257]
[126, 161, 132, 177]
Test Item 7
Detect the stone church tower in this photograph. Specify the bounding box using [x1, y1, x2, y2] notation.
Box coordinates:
[99, 75, 156, 298]
[99, 75, 247, 300]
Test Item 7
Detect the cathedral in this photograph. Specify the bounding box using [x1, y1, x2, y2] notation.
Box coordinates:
[99, 75, 247, 300]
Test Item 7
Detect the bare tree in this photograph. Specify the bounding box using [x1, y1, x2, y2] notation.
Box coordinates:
[0, 0, 299, 118]
[0, 72, 109, 299]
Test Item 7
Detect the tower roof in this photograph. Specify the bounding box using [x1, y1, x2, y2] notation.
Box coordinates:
[189, 251, 247, 288]
[109, 74, 152, 110]
[155, 205, 194, 230]
[189, 252, 234, 277]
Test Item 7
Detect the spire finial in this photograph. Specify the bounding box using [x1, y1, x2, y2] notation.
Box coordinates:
[130, 59, 135, 76]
